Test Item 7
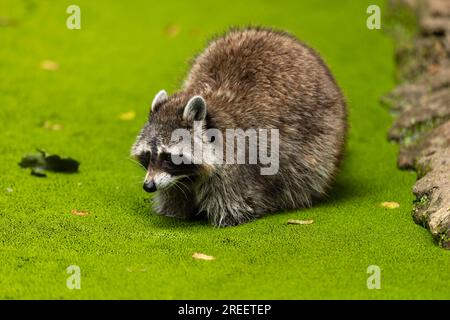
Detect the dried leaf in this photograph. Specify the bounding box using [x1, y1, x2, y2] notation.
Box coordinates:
[0, 16, 17, 27]
[287, 219, 314, 225]
[381, 202, 400, 209]
[164, 23, 180, 38]
[126, 267, 147, 272]
[118, 111, 136, 121]
[40, 60, 59, 71]
[6, 187, 13, 193]
[192, 252, 215, 261]
[43, 120, 63, 131]
[71, 209, 89, 217]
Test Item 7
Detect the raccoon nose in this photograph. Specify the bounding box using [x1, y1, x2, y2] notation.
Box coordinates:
[143, 180, 157, 193]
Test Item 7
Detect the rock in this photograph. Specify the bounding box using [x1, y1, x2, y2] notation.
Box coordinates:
[388, 88, 450, 142]
[427, 0, 450, 17]
[398, 120, 450, 169]
[395, 36, 450, 81]
[444, 34, 450, 54]
[420, 16, 450, 36]
[412, 147, 450, 248]
[381, 67, 450, 112]
[389, 0, 420, 10]
[387, 0, 450, 249]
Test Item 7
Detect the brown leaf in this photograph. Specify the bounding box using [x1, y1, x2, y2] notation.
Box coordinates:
[126, 267, 147, 272]
[380, 202, 400, 209]
[118, 111, 136, 121]
[0, 16, 17, 27]
[164, 23, 180, 38]
[192, 252, 215, 261]
[287, 219, 314, 225]
[40, 60, 59, 71]
[42, 120, 63, 131]
[71, 209, 89, 217]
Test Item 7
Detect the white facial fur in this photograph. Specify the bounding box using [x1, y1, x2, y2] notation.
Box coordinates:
[152, 172, 175, 189]
[131, 140, 150, 159]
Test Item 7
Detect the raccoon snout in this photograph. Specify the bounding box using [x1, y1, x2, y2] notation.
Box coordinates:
[143, 179, 157, 193]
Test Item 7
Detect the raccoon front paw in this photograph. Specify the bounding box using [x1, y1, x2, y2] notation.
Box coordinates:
[155, 209, 182, 219]
[152, 197, 198, 220]
[211, 213, 258, 227]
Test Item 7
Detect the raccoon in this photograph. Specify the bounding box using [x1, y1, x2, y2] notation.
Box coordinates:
[131, 27, 347, 226]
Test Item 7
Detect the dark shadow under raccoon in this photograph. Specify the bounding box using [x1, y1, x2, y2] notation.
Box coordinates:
[132, 27, 347, 226]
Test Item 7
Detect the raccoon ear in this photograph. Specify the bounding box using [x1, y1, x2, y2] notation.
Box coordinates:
[151, 90, 168, 111]
[183, 95, 207, 122]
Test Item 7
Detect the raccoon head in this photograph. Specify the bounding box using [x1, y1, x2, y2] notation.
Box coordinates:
[131, 89, 210, 193]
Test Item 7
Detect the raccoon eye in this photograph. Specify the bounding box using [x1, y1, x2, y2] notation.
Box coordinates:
[138, 152, 150, 169]
[161, 152, 174, 166]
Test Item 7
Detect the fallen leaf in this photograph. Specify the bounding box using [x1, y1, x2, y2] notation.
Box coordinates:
[287, 219, 314, 225]
[0, 16, 17, 27]
[164, 23, 180, 38]
[381, 202, 400, 209]
[118, 111, 136, 121]
[40, 60, 59, 71]
[192, 252, 215, 261]
[42, 120, 63, 131]
[19, 149, 80, 176]
[126, 267, 147, 272]
[6, 187, 13, 193]
[71, 209, 89, 217]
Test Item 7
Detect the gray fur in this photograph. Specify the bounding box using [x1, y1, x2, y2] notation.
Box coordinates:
[131, 27, 347, 226]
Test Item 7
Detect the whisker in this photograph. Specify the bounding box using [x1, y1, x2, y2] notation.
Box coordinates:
[127, 157, 145, 170]
[170, 180, 188, 200]
[176, 179, 190, 191]
[171, 183, 187, 200]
